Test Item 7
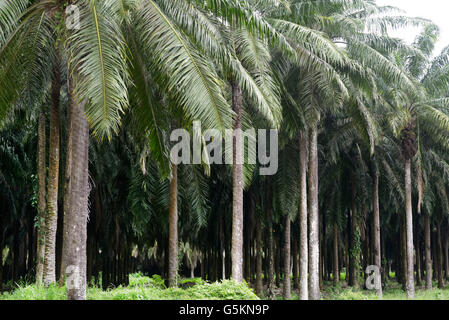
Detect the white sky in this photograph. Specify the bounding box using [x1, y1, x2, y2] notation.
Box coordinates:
[376, 0, 449, 54]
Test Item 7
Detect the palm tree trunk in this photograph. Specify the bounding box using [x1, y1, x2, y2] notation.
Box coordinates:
[275, 239, 281, 288]
[0, 240, 3, 291]
[59, 79, 74, 286]
[299, 131, 308, 300]
[308, 122, 320, 300]
[64, 96, 89, 300]
[283, 215, 291, 299]
[400, 216, 407, 289]
[231, 84, 244, 283]
[373, 167, 382, 297]
[36, 111, 47, 286]
[322, 212, 327, 284]
[404, 158, 415, 298]
[416, 231, 422, 287]
[168, 162, 178, 288]
[292, 235, 299, 290]
[333, 222, 339, 285]
[436, 224, 444, 288]
[349, 174, 358, 288]
[424, 212, 432, 290]
[444, 229, 449, 281]
[266, 181, 275, 299]
[43, 66, 61, 286]
[255, 217, 263, 297]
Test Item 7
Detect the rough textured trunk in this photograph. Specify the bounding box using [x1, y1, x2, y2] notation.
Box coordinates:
[255, 217, 263, 297]
[64, 96, 89, 300]
[333, 222, 339, 285]
[404, 159, 415, 298]
[168, 163, 178, 288]
[283, 215, 291, 299]
[36, 111, 47, 286]
[298, 132, 308, 300]
[231, 84, 244, 283]
[60, 80, 74, 286]
[372, 167, 382, 297]
[43, 66, 61, 286]
[308, 122, 320, 300]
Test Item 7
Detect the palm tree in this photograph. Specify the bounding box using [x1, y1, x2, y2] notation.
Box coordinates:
[384, 24, 449, 297]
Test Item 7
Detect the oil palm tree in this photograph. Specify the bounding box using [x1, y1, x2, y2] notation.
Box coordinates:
[384, 23, 449, 298]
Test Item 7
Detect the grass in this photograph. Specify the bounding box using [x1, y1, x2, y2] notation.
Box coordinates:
[2, 273, 449, 300]
[321, 280, 449, 300]
[0, 273, 259, 300]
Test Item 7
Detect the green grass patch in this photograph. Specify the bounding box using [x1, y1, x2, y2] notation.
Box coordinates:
[322, 282, 449, 300]
[0, 273, 259, 300]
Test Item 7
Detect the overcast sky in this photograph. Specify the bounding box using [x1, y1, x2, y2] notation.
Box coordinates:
[375, 0, 449, 54]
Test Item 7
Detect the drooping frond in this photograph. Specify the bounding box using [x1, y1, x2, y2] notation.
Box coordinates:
[134, 0, 233, 131]
[68, 0, 129, 140]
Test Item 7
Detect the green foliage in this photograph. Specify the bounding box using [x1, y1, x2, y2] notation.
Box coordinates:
[324, 286, 449, 301]
[0, 274, 258, 301]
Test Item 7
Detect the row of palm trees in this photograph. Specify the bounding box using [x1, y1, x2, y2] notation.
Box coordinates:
[1, 0, 449, 300]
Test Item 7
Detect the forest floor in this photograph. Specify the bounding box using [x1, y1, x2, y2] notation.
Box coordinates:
[275, 280, 449, 300]
[0, 273, 258, 300]
[1, 273, 449, 300]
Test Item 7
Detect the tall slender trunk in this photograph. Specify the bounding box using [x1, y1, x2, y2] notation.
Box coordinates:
[298, 132, 308, 300]
[0, 240, 3, 291]
[416, 231, 422, 287]
[43, 66, 61, 286]
[436, 224, 444, 288]
[292, 235, 299, 290]
[424, 212, 432, 290]
[231, 84, 244, 283]
[60, 79, 74, 286]
[168, 163, 178, 288]
[219, 213, 225, 280]
[308, 122, 320, 300]
[372, 167, 382, 297]
[255, 217, 263, 297]
[245, 197, 254, 284]
[266, 181, 275, 299]
[283, 215, 291, 299]
[275, 238, 281, 288]
[64, 95, 89, 300]
[432, 230, 438, 282]
[36, 111, 47, 286]
[404, 159, 415, 298]
[322, 212, 327, 284]
[444, 228, 449, 281]
[400, 214, 407, 289]
[333, 222, 339, 285]
[349, 174, 358, 289]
